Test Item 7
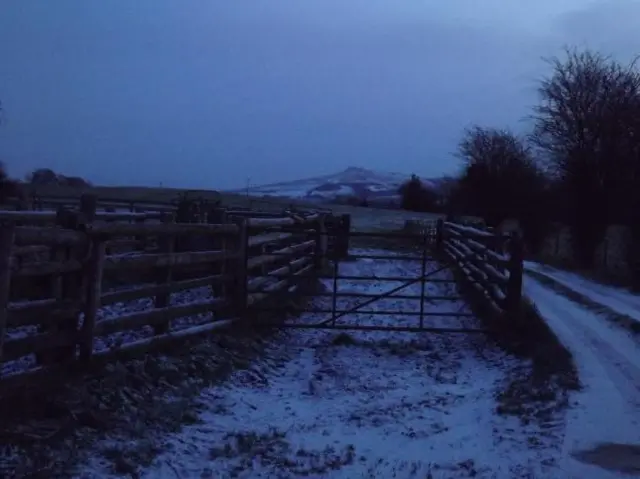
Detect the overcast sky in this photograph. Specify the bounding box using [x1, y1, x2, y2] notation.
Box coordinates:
[1, 1, 639, 189]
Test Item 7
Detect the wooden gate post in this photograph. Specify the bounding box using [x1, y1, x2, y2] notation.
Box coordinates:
[435, 218, 444, 251]
[336, 214, 351, 259]
[506, 233, 524, 319]
[0, 222, 16, 365]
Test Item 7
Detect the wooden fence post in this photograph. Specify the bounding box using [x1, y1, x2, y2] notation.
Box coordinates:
[79, 238, 106, 362]
[435, 218, 444, 251]
[314, 215, 328, 271]
[38, 204, 95, 365]
[209, 207, 228, 298]
[336, 214, 351, 259]
[0, 222, 16, 365]
[79, 193, 98, 224]
[229, 218, 248, 320]
[506, 233, 524, 318]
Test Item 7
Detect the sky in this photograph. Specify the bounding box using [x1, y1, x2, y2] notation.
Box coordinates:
[1, 1, 639, 190]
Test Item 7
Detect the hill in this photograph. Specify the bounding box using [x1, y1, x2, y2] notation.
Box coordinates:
[235, 167, 447, 206]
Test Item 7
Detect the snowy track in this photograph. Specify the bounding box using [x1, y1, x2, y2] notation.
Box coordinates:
[525, 261, 640, 324]
[524, 274, 640, 478]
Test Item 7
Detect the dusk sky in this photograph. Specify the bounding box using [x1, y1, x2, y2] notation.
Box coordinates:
[1, 1, 639, 189]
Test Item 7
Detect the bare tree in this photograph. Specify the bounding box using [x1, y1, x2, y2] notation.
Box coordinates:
[454, 126, 549, 251]
[0, 162, 25, 206]
[531, 48, 640, 267]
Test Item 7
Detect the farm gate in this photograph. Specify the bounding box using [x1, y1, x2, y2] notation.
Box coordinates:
[246, 227, 483, 334]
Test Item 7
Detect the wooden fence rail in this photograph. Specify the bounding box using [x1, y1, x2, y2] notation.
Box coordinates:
[436, 220, 523, 318]
[0, 199, 348, 392]
[405, 218, 523, 319]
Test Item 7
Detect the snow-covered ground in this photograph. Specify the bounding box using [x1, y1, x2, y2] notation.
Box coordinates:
[75, 248, 569, 479]
[524, 272, 640, 477]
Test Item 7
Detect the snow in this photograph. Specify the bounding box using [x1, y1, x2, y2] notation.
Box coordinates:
[525, 261, 640, 324]
[524, 274, 640, 478]
[77, 248, 568, 478]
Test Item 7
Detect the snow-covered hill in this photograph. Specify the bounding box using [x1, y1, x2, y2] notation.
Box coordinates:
[234, 167, 446, 205]
[232, 166, 443, 201]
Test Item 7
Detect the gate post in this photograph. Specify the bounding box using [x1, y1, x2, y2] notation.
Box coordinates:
[435, 218, 444, 251]
[337, 214, 351, 259]
[314, 215, 328, 272]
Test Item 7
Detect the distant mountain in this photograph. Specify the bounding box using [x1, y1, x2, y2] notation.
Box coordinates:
[234, 167, 447, 205]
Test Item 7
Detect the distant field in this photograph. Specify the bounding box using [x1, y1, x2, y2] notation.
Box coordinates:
[25, 184, 441, 232]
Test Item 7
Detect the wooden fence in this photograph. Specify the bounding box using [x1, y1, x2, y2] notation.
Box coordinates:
[0, 198, 349, 391]
[406, 218, 524, 319]
[437, 220, 523, 318]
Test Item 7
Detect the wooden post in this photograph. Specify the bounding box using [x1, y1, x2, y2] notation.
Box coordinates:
[39, 205, 94, 365]
[79, 193, 98, 224]
[79, 238, 105, 362]
[506, 232, 524, 319]
[419, 231, 428, 329]
[337, 214, 351, 259]
[228, 218, 248, 320]
[314, 215, 328, 271]
[0, 222, 16, 365]
[134, 214, 146, 252]
[435, 218, 444, 251]
[208, 207, 228, 298]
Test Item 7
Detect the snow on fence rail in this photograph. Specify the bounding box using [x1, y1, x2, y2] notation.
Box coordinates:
[438, 220, 523, 318]
[0, 199, 346, 392]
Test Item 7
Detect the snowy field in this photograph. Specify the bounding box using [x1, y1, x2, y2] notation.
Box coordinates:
[73, 248, 570, 479]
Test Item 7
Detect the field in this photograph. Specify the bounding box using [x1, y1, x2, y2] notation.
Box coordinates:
[24, 184, 443, 232]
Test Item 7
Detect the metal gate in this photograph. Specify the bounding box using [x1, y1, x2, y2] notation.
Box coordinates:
[247, 229, 485, 334]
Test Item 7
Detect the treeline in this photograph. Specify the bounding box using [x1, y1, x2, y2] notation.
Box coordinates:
[0, 164, 92, 205]
[400, 48, 640, 277]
